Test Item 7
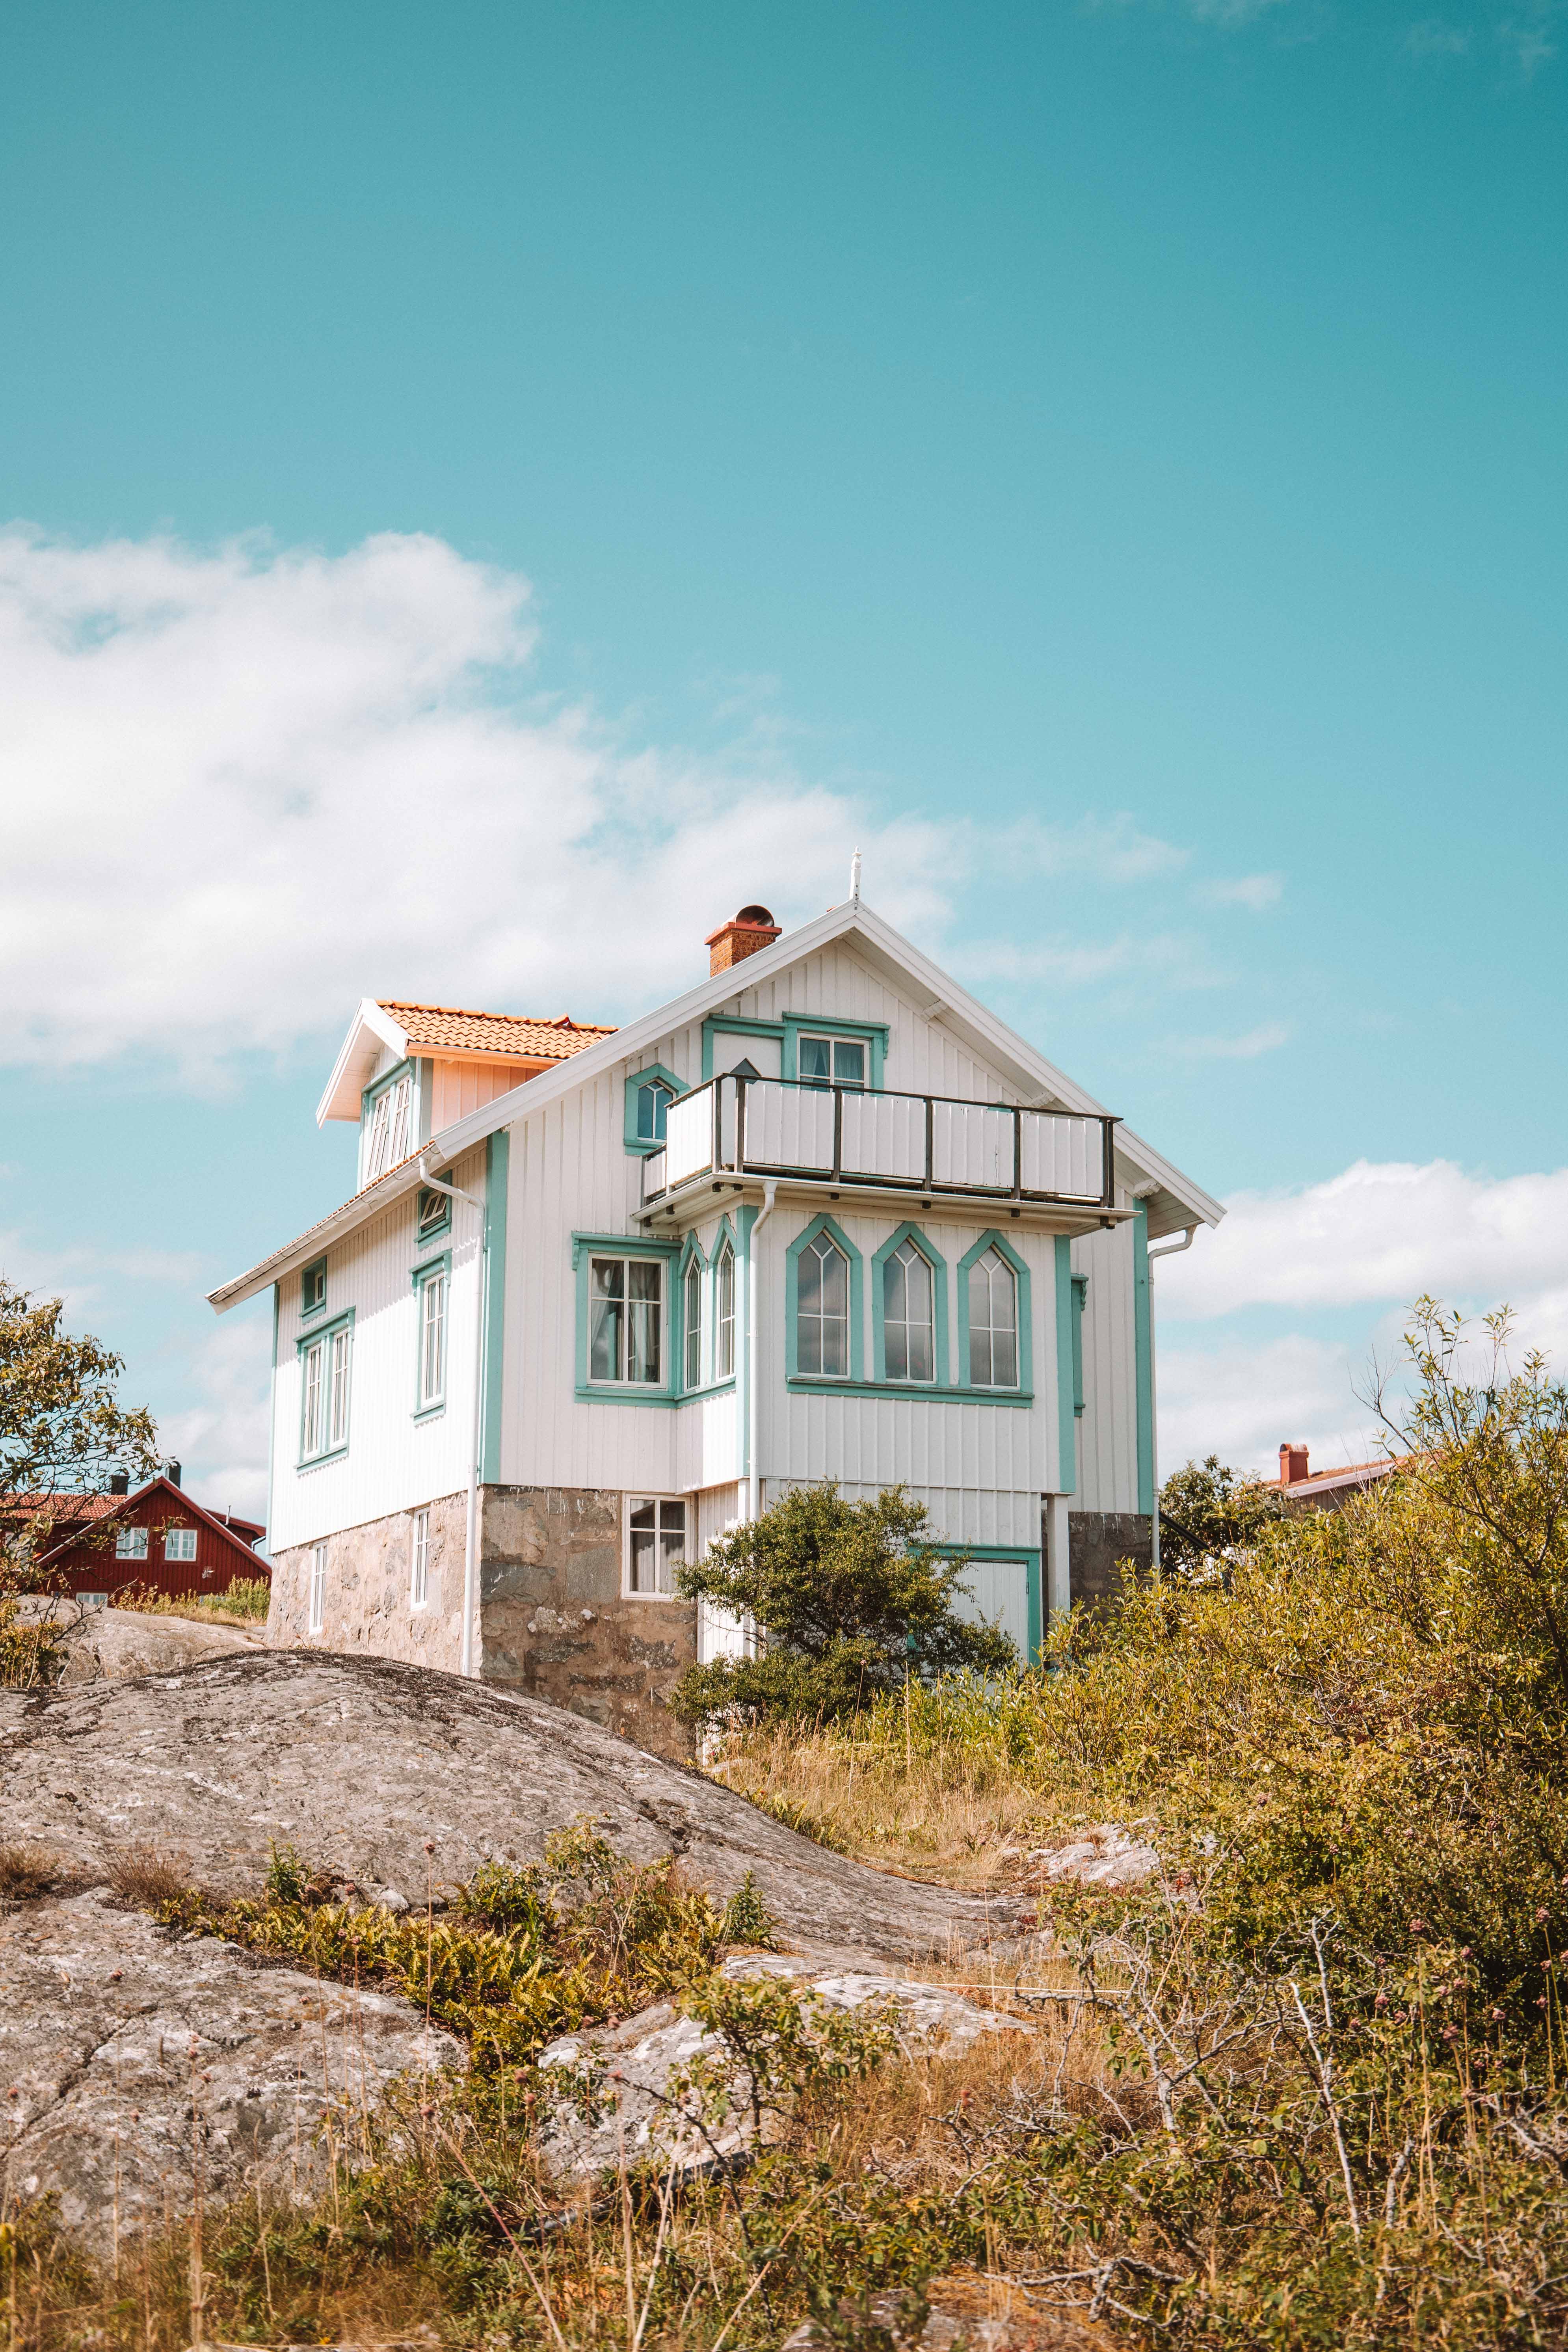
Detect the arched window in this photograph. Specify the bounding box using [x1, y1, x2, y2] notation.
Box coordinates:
[882, 1237, 935, 1383]
[714, 1239, 736, 1379]
[635, 1075, 677, 1144]
[683, 1255, 703, 1390]
[797, 1231, 850, 1377]
[967, 1245, 1018, 1388]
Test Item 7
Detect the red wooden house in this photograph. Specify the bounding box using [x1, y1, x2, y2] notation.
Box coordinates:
[26, 1467, 268, 1606]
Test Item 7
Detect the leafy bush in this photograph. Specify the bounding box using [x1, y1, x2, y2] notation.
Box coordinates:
[1157, 1450, 1287, 1582]
[670, 1481, 1017, 1729]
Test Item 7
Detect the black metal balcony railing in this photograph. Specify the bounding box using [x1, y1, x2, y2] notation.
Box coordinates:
[640, 1074, 1117, 1212]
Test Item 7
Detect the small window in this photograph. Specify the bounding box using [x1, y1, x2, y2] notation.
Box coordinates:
[798, 1035, 866, 1090]
[967, 1246, 1019, 1389]
[302, 1258, 327, 1316]
[883, 1238, 935, 1383]
[115, 1526, 149, 1560]
[410, 1508, 430, 1608]
[797, 1232, 850, 1377]
[364, 1071, 413, 1184]
[635, 1076, 677, 1144]
[164, 1528, 197, 1562]
[417, 1267, 448, 1411]
[627, 1496, 686, 1596]
[417, 1185, 450, 1243]
[714, 1239, 736, 1380]
[683, 1256, 702, 1391]
[589, 1256, 663, 1385]
[308, 1542, 327, 1634]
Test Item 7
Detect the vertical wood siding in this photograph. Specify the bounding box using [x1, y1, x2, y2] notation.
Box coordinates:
[429, 1059, 538, 1132]
[1070, 1211, 1141, 1514]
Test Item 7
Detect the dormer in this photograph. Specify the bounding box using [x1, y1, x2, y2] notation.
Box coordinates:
[318, 999, 618, 1191]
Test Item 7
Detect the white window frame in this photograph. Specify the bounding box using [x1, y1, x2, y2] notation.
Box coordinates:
[636, 1075, 677, 1143]
[416, 1264, 448, 1413]
[114, 1526, 149, 1561]
[967, 1245, 1019, 1390]
[797, 1230, 851, 1379]
[796, 1033, 867, 1090]
[588, 1254, 664, 1387]
[683, 1256, 703, 1392]
[624, 1493, 688, 1599]
[300, 1314, 354, 1463]
[308, 1542, 327, 1634]
[882, 1236, 936, 1384]
[410, 1508, 430, 1608]
[714, 1239, 736, 1381]
[164, 1527, 198, 1563]
[363, 1070, 413, 1184]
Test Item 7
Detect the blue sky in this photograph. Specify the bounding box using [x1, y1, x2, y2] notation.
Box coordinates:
[1, 0, 1564, 1517]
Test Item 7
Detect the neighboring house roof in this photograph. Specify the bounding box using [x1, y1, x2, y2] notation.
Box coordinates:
[18, 1476, 270, 1572]
[378, 1001, 619, 1059]
[215, 898, 1225, 1314]
[1280, 1457, 1399, 1504]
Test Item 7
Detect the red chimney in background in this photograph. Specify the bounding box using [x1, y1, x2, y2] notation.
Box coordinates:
[705, 904, 781, 976]
[1279, 1443, 1309, 1487]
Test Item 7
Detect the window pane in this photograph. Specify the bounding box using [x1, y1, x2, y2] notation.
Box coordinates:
[590, 1258, 624, 1381]
[165, 1528, 197, 1561]
[800, 1234, 849, 1377]
[798, 1036, 832, 1087]
[885, 1239, 934, 1383]
[629, 1497, 656, 1592]
[628, 1258, 662, 1383]
[832, 1039, 866, 1088]
[684, 1260, 701, 1389]
[716, 1243, 735, 1378]
[636, 1079, 672, 1142]
[329, 1327, 352, 1446]
[422, 1273, 446, 1405]
[304, 1340, 324, 1453]
[657, 1498, 687, 1594]
[968, 1249, 1017, 1388]
[115, 1527, 149, 1559]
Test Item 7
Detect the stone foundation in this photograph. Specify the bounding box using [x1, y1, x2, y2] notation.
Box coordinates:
[480, 1486, 698, 1764]
[1069, 1510, 1153, 1611]
[268, 1492, 467, 1673]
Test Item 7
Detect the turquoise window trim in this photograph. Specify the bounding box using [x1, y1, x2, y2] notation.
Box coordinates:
[413, 1185, 452, 1249]
[481, 1131, 509, 1480]
[1133, 1204, 1154, 1515]
[783, 1213, 865, 1383]
[1071, 1275, 1088, 1417]
[932, 1542, 1044, 1667]
[781, 1014, 888, 1089]
[870, 1222, 949, 1386]
[300, 1255, 329, 1321]
[955, 1230, 1033, 1399]
[624, 1062, 686, 1156]
[1052, 1239, 1077, 1497]
[676, 1228, 709, 1397]
[787, 1376, 1032, 1407]
[710, 1213, 740, 1384]
[572, 1231, 681, 1405]
[411, 1250, 452, 1423]
[295, 1306, 355, 1470]
[701, 1018, 785, 1082]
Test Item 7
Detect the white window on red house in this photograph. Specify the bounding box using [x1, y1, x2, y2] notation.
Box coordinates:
[115, 1527, 149, 1560]
[164, 1528, 197, 1561]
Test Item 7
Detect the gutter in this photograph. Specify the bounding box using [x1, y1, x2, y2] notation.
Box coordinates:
[417, 1152, 487, 1680]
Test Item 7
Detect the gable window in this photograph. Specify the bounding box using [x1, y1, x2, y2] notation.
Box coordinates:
[309, 1542, 327, 1634]
[301, 1258, 327, 1317]
[636, 1076, 677, 1143]
[364, 1071, 413, 1184]
[627, 1496, 686, 1596]
[417, 1265, 448, 1412]
[967, 1246, 1019, 1389]
[589, 1256, 663, 1385]
[714, 1239, 736, 1380]
[417, 1185, 451, 1244]
[882, 1238, 936, 1383]
[683, 1256, 703, 1390]
[798, 1035, 866, 1091]
[301, 1317, 353, 1461]
[797, 1231, 850, 1377]
[410, 1507, 430, 1608]
[115, 1526, 149, 1561]
[164, 1528, 197, 1562]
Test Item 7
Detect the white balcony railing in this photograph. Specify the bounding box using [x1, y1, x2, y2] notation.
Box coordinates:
[641, 1075, 1116, 1211]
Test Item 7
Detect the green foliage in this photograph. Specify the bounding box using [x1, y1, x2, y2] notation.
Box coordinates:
[1157, 1450, 1286, 1582]
[670, 1481, 1017, 1729]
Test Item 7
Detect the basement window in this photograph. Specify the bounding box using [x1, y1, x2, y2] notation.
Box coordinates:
[626, 1496, 686, 1598]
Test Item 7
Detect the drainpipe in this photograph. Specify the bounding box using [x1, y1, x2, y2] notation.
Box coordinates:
[419, 1152, 487, 1678]
[1143, 1226, 1197, 1572]
[747, 1180, 779, 1524]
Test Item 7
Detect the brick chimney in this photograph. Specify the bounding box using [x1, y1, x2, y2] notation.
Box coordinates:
[1279, 1443, 1309, 1487]
[705, 904, 781, 976]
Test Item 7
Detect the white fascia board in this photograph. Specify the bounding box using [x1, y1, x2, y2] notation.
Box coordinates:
[314, 1000, 411, 1126]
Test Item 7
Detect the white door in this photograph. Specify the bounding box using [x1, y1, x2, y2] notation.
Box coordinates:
[948, 1556, 1032, 1664]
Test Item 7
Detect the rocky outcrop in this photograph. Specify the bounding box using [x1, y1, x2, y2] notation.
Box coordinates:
[0, 1887, 458, 2253]
[0, 1652, 1031, 1966]
[52, 1606, 262, 1685]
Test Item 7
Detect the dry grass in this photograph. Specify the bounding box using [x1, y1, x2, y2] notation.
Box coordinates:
[709, 1719, 1070, 1891]
[0, 1839, 59, 1901]
[112, 1574, 270, 1626]
[106, 1840, 192, 1908]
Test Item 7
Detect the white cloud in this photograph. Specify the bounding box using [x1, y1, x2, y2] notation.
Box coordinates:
[1157, 1330, 1377, 1479]
[1177, 1021, 1288, 1060]
[1160, 1157, 1568, 1329]
[1197, 873, 1283, 912]
[159, 1314, 272, 1524]
[1405, 18, 1471, 52]
[1001, 813, 1189, 886]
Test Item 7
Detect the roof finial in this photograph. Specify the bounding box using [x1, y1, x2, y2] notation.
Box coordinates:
[850, 848, 861, 906]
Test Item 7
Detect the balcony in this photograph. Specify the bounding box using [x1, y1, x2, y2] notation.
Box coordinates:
[640, 1074, 1117, 1215]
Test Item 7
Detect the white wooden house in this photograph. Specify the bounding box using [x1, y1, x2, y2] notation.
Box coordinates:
[210, 898, 1220, 1757]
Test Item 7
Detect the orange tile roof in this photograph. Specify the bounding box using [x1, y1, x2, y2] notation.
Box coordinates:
[379, 1001, 618, 1061]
